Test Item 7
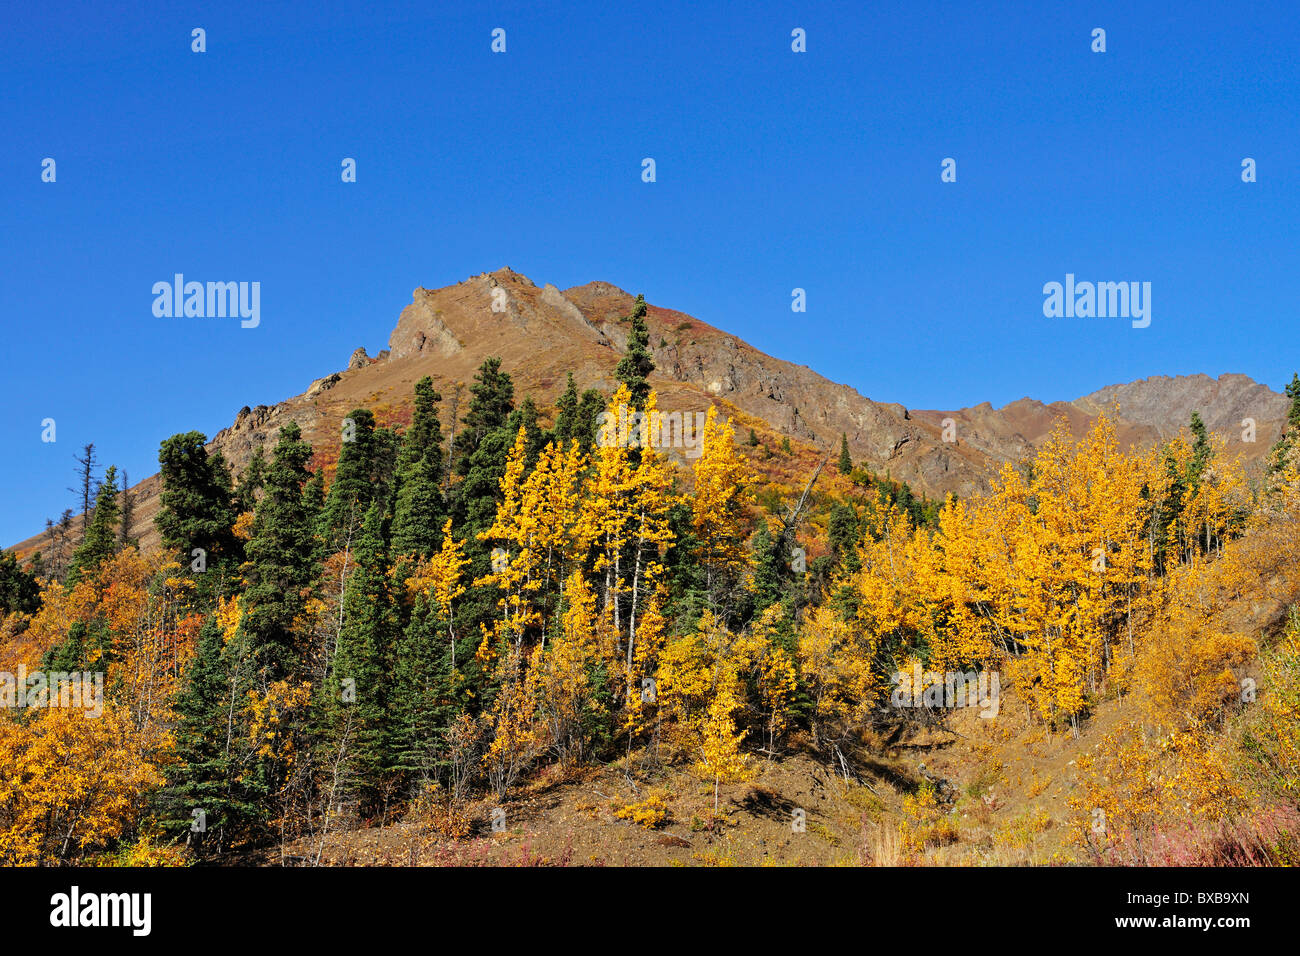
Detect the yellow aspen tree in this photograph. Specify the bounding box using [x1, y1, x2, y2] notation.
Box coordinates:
[481, 647, 542, 799]
[691, 406, 754, 613]
[752, 605, 797, 753]
[577, 385, 637, 644]
[527, 570, 606, 767]
[0, 705, 166, 865]
[406, 519, 470, 668]
[694, 662, 753, 819]
[626, 390, 677, 676]
[518, 438, 589, 640]
[479, 427, 543, 651]
[623, 583, 668, 755]
[797, 604, 880, 745]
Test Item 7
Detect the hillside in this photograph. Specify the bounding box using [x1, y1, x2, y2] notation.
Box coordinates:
[3, 267, 1298, 870]
[9, 268, 1289, 556]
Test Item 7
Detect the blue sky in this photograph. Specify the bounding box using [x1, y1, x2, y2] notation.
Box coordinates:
[2, 0, 1297, 545]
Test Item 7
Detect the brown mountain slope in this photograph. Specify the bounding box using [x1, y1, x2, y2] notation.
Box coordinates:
[911, 375, 1286, 475]
[10, 268, 1289, 556]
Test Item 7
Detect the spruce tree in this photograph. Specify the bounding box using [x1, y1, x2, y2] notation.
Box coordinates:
[455, 357, 514, 476]
[391, 377, 447, 559]
[326, 501, 397, 812]
[161, 616, 264, 854]
[1188, 411, 1213, 489]
[303, 467, 325, 521]
[391, 593, 456, 788]
[117, 470, 135, 549]
[67, 465, 120, 582]
[508, 396, 545, 469]
[1267, 373, 1300, 474]
[401, 376, 445, 472]
[392, 452, 445, 560]
[828, 501, 862, 572]
[450, 359, 517, 542]
[573, 387, 607, 453]
[156, 431, 238, 577]
[42, 618, 112, 678]
[553, 372, 580, 447]
[838, 433, 853, 474]
[458, 426, 517, 544]
[748, 522, 787, 614]
[0, 551, 40, 616]
[319, 408, 381, 551]
[243, 423, 317, 680]
[234, 445, 267, 513]
[614, 294, 655, 408]
[71, 443, 97, 537]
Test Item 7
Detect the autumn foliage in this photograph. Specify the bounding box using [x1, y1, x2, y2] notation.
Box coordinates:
[3, 356, 1299, 866]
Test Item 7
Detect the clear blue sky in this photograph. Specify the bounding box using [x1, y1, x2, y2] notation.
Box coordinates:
[2, 0, 1297, 545]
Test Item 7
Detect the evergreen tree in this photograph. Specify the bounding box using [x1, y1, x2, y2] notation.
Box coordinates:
[400, 376, 446, 472]
[896, 481, 919, 526]
[553, 373, 580, 447]
[234, 445, 267, 513]
[455, 358, 515, 476]
[303, 467, 325, 521]
[0, 551, 40, 616]
[1287, 373, 1300, 432]
[67, 466, 120, 582]
[71, 443, 97, 537]
[614, 294, 655, 408]
[748, 521, 787, 614]
[450, 360, 518, 546]
[458, 426, 517, 545]
[391, 595, 456, 787]
[41, 618, 110, 676]
[1267, 373, 1300, 474]
[319, 409, 382, 550]
[161, 616, 264, 854]
[1188, 411, 1213, 489]
[243, 423, 317, 680]
[838, 433, 853, 474]
[326, 501, 397, 812]
[392, 452, 445, 560]
[391, 377, 447, 559]
[663, 498, 707, 630]
[117, 470, 135, 549]
[507, 396, 546, 470]
[156, 431, 238, 576]
[828, 501, 862, 572]
[573, 388, 607, 454]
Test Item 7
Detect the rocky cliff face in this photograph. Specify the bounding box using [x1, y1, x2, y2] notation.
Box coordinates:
[1072, 373, 1289, 439]
[10, 268, 1290, 555]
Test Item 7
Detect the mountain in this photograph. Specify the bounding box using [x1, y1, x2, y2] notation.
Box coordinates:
[9, 268, 1290, 555]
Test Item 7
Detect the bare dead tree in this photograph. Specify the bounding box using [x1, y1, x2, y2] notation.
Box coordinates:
[780, 452, 830, 555]
[70, 443, 97, 536]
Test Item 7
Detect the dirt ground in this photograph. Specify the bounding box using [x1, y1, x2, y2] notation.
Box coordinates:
[260, 684, 1128, 867]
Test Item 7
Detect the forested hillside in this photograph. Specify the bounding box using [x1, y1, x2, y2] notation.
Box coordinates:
[2, 295, 1299, 867]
